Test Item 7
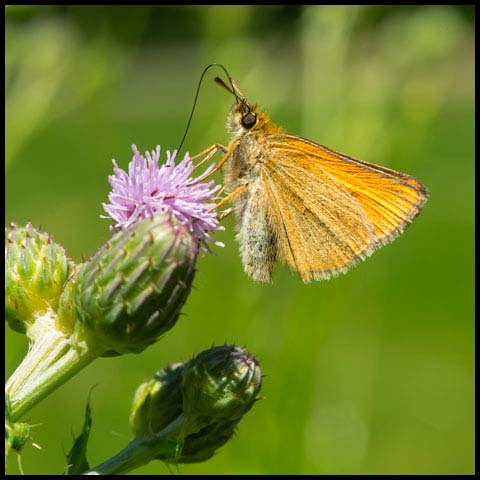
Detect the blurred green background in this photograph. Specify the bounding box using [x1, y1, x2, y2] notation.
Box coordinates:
[5, 5, 474, 475]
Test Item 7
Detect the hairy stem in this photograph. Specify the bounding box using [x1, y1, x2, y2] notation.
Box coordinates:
[84, 415, 187, 475]
[5, 312, 98, 422]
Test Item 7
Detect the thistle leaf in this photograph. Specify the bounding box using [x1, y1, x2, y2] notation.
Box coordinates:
[64, 394, 93, 475]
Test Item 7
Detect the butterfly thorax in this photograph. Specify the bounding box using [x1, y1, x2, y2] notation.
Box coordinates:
[223, 106, 284, 193]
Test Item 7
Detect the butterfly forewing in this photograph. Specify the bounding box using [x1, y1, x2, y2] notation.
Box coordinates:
[259, 134, 428, 282]
[266, 134, 428, 245]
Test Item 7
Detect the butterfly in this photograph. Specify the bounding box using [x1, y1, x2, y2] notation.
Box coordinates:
[194, 75, 428, 283]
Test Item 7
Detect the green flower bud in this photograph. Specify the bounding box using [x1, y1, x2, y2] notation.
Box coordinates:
[5, 400, 30, 460]
[88, 346, 261, 473]
[182, 345, 262, 428]
[5, 420, 30, 459]
[5, 222, 72, 334]
[128, 345, 262, 466]
[175, 419, 239, 464]
[130, 363, 184, 437]
[74, 216, 197, 355]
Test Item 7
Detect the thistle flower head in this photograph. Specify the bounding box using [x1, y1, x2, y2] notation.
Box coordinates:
[73, 216, 197, 356]
[102, 145, 224, 250]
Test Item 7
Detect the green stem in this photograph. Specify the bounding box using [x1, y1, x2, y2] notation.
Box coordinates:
[5, 312, 99, 422]
[85, 415, 187, 475]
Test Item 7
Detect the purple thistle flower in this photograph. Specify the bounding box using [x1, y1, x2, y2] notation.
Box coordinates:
[102, 145, 224, 250]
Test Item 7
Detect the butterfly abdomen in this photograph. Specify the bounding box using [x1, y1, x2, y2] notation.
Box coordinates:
[235, 178, 278, 283]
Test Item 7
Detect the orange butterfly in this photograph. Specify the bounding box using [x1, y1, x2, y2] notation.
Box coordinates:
[194, 75, 428, 283]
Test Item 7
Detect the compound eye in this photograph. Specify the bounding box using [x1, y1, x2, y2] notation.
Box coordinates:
[241, 112, 257, 129]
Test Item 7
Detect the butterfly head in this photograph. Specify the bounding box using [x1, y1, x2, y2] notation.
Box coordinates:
[214, 76, 271, 136]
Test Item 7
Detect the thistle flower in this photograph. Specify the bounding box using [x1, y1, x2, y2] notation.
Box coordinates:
[6, 214, 198, 422]
[6, 144, 225, 425]
[102, 145, 224, 250]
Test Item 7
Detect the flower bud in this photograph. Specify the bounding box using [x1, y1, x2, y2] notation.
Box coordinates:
[74, 216, 197, 355]
[181, 345, 262, 427]
[129, 345, 262, 465]
[5, 400, 30, 460]
[130, 363, 184, 437]
[5, 421, 30, 456]
[174, 419, 239, 464]
[5, 223, 72, 334]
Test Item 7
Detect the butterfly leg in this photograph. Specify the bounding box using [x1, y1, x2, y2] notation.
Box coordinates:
[214, 185, 226, 200]
[218, 207, 233, 220]
[208, 184, 247, 212]
[189, 143, 227, 161]
[193, 140, 239, 183]
[190, 143, 228, 171]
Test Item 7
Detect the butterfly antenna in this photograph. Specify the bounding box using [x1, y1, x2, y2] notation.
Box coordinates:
[176, 63, 237, 156]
